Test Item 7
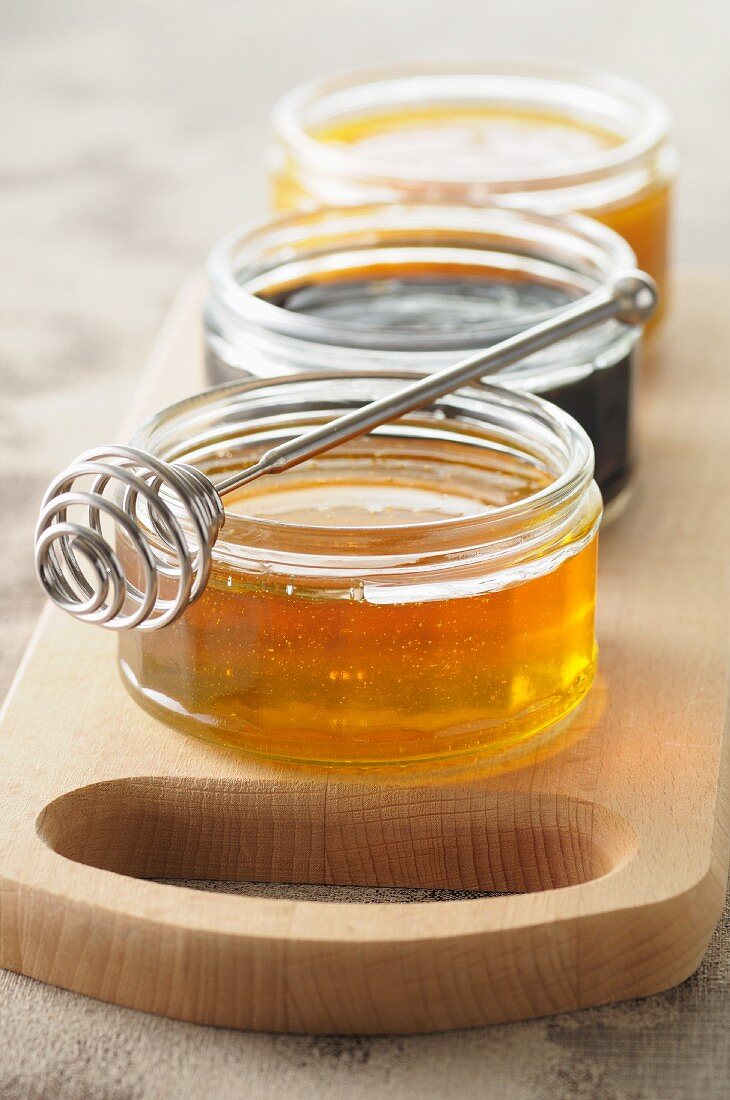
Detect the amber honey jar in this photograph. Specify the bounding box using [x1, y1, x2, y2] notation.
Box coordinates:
[269, 63, 677, 315]
[118, 374, 602, 767]
[205, 203, 641, 509]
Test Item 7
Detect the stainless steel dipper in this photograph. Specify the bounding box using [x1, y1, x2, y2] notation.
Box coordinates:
[35, 271, 657, 631]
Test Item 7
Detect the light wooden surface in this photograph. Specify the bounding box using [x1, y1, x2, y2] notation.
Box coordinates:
[0, 272, 728, 1034]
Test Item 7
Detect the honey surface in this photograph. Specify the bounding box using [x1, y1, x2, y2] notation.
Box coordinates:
[119, 442, 599, 766]
[315, 106, 621, 173]
[263, 263, 573, 331]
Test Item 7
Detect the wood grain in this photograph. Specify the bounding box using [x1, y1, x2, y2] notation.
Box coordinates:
[0, 277, 728, 1034]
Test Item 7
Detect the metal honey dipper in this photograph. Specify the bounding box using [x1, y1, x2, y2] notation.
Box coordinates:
[35, 272, 657, 632]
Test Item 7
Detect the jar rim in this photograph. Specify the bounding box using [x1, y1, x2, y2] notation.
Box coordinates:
[206, 201, 637, 357]
[272, 60, 673, 192]
[131, 371, 599, 571]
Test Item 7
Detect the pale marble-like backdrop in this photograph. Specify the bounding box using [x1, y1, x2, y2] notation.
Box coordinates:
[1, 2, 729, 1097]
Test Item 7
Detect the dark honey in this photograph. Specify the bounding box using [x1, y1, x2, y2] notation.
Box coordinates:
[263, 270, 634, 505]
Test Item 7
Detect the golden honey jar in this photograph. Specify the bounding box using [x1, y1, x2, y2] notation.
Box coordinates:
[117, 374, 602, 767]
[269, 62, 677, 315]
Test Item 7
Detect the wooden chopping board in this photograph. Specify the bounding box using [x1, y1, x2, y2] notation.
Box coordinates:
[0, 273, 728, 1034]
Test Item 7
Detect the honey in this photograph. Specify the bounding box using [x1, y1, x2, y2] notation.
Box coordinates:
[269, 65, 677, 314]
[118, 374, 602, 767]
[262, 270, 635, 507]
[205, 203, 641, 509]
[314, 106, 623, 171]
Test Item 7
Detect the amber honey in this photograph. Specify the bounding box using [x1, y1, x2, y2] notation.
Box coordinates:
[119, 375, 602, 767]
[270, 65, 677, 316]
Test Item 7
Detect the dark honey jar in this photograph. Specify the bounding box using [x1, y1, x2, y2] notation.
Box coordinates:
[205, 204, 645, 511]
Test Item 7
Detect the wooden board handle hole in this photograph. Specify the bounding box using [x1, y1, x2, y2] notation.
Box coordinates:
[36, 777, 637, 894]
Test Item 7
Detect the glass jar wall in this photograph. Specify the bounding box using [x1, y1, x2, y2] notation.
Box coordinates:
[205, 203, 641, 508]
[269, 63, 677, 314]
[118, 374, 602, 767]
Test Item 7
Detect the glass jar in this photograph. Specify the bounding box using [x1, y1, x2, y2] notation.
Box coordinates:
[205, 203, 640, 508]
[269, 62, 677, 312]
[118, 373, 602, 768]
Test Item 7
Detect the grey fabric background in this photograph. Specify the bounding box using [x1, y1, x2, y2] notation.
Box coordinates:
[2, 1, 730, 1096]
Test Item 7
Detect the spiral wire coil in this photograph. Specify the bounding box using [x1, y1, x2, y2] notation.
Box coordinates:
[35, 446, 225, 631]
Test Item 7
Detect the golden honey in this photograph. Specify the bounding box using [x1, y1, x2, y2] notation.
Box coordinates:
[118, 374, 602, 767]
[270, 65, 677, 315]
